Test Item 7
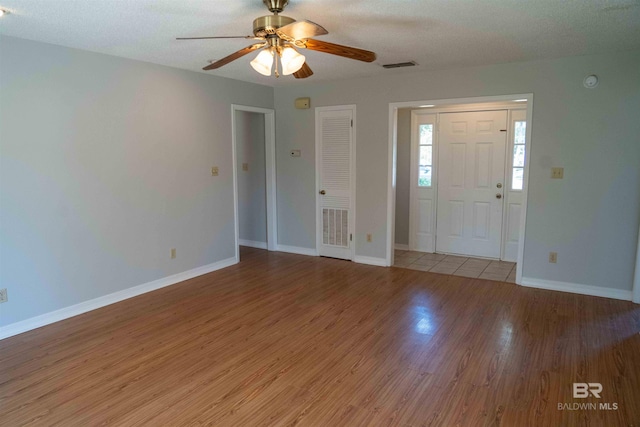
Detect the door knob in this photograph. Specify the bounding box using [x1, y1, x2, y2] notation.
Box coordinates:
[319, 190, 326, 195]
[496, 183, 503, 189]
[496, 193, 502, 199]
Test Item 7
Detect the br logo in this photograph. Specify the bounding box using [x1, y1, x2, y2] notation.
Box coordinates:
[573, 383, 602, 398]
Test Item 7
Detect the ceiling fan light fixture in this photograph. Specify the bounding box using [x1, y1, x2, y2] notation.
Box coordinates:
[280, 47, 305, 75]
[250, 48, 274, 76]
[181, 0, 375, 79]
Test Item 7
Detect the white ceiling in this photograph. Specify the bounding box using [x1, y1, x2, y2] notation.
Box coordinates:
[1, 0, 639, 87]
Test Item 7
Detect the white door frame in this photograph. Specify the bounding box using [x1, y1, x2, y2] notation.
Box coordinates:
[633, 228, 640, 304]
[315, 105, 357, 260]
[231, 104, 277, 262]
[387, 94, 534, 285]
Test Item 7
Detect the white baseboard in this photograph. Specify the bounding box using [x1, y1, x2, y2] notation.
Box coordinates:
[520, 277, 632, 301]
[0, 257, 237, 340]
[275, 244, 318, 257]
[394, 244, 410, 251]
[354, 255, 388, 267]
[238, 239, 268, 250]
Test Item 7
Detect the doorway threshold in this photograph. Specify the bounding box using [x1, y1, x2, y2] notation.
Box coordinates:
[394, 250, 516, 282]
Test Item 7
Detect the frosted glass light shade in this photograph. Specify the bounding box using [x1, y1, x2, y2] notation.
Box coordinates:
[250, 49, 274, 76]
[280, 47, 305, 75]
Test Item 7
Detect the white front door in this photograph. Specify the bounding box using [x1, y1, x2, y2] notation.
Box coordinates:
[316, 106, 355, 260]
[436, 110, 507, 258]
[409, 112, 437, 252]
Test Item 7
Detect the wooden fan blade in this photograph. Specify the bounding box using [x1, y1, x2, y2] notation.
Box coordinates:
[276, 20, 328, 41]
[203, 43, 266, 70]
[302, 39, 376, 62]
[177, 36, 262, 40]
[293, 62, 313, 79]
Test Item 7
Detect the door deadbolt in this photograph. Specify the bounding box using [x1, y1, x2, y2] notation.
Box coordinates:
[496, 183, 503, 188]
[319, 190, 326, 195]
[496, 193, 502, 199]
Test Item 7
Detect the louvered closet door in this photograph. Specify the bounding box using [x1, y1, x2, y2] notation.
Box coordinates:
[316, 107, 354, 260]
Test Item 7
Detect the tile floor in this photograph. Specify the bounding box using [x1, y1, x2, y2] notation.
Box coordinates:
[393, 250, 516, 282]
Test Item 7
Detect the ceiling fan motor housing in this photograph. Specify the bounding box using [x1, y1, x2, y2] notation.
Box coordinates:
[263, 0, 289, 14]
[253, 15, 295, 37]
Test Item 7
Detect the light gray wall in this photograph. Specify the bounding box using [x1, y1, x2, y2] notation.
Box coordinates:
[274, 49, 640, 291]
[0, 36, 273, 326]
[235, 111, 267, 244]
[394, 108, 412, 246]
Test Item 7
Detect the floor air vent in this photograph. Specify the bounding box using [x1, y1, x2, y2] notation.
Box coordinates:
[382, 61, 418, 69]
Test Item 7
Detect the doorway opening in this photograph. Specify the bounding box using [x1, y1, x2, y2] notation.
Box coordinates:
[386, 95, 533, 284]
[231, 105, 277, 262]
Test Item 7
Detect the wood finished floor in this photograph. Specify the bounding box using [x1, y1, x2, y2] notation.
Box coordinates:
[1, 247, 639, 426]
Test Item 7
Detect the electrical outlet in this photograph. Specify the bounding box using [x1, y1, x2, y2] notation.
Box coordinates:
[366, 233, 372, 243]
[0, 288, 7, 303]
[551, 167, 564, 179]
[549, 252, 557, 263]
[211, 166, 219, 176]
[171, 248, 177, 259]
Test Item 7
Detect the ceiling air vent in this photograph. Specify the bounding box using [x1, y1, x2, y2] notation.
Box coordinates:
[382, 61, 418, 69]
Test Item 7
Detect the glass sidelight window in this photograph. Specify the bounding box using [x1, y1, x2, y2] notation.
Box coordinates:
[512, 121, 526, 190]
[418, 124, 433, 187]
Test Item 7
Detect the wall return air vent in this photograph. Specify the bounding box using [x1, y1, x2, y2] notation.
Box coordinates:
[382, 61, 418, 69]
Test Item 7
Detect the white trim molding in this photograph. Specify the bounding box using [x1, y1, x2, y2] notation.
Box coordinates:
[394, 244, 410, 251]
[520, 277, 632, 301]
[0, 257, 237, 340]
[354, 255, 388, 267]
[275, 245, 318, 257]
[238, 239, 268, 250]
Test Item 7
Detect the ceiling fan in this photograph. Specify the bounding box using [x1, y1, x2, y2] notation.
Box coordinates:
[177, 0, 376, 79]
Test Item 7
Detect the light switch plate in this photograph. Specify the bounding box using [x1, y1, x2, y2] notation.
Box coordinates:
[551, 167, 564, 179]
[242, 163, 249, 171]
[211, 166, 219, 176]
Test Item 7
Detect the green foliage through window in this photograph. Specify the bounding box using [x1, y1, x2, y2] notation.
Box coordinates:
[512, 121, 526, 190]
[418, 124, 433, 187]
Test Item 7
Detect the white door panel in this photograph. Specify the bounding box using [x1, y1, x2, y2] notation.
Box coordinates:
[436, 111, 507, 258]
[502, 109, 527, 261]
[316, 107, 354, 260]
[409, 112, 437, 252]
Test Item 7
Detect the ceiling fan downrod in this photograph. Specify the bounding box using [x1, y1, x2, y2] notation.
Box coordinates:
[263, 0, 289, 14]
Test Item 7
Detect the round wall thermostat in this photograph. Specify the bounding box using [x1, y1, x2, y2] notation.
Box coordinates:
[583, 75, 599, 88]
